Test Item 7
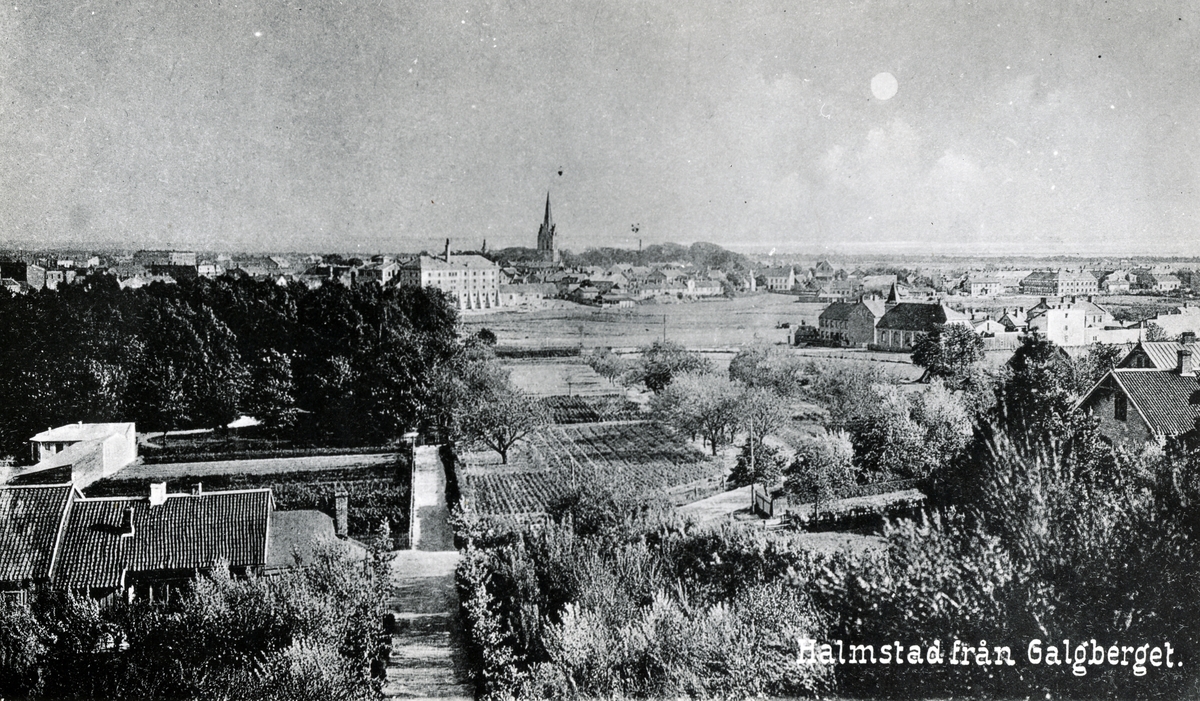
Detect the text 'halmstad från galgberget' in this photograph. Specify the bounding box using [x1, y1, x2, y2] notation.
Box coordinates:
[797, 639, 1178, 677]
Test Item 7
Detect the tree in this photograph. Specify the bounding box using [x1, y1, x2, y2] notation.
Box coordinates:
[587, 348, 631, 386]
[737, 386, 790, 441]
[245, 348, 299, 433]
[993, 334, 1078, 437]
[784, 430, 857, 516]
[911, 323, 984, 384]
[635, 340, 713, 393]
[650, 372, 739, 455]
[475, 328, 498, 346]
[728, 345, 806, 396]
[459, 370, 549, 464]
[850, 383, 972, 481]
[1072, 342, 1123, 394]
[727, 438, 789, 488]
[803, 360, 888, 425]
[1145, 321, 1169, 341]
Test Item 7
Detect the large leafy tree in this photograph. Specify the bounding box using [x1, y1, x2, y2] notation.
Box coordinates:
[728, 344, 806, 396]
[911, 322, 984, 384]
[635, 340, 713, 393]
[784, 429, 858, 515]
[458, 364, 548, 464]
[651, 371, 740, 455]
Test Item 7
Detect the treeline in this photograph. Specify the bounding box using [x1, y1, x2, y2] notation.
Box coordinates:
[0, 273, 464, 456]
[557, 241, 750, 272]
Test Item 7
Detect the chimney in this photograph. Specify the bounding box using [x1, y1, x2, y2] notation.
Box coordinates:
[191, 482, 203, 496]
[120, 505, 136, 537]
[1178, 348, 1193, 376]
[149, 482, 168, 507]
[334, 485, 349, 538]
[444, 238, 451, 263]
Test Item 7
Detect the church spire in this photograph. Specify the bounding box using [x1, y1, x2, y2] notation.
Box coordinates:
[537, 192, 557, 262]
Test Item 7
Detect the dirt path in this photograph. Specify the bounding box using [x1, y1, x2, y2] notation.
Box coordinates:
[383, 446, 472, 699]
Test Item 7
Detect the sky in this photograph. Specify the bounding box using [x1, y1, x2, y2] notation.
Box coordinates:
[2, 1, 1199, 256]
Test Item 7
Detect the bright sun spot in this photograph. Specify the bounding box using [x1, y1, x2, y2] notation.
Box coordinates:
[871, 72, 898, 101]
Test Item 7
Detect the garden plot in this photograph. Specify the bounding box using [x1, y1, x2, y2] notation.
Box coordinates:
[459, 421, 724, 516]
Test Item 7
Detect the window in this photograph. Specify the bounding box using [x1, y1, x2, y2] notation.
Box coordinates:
[1114, 393, 1127, 422]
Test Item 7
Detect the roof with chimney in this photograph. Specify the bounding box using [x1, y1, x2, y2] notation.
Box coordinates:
[0, 483, 76, 583]
[56, 489, 272, 589]
[1079, 368, 1200, 438]
[1118, 341, 1200, 371]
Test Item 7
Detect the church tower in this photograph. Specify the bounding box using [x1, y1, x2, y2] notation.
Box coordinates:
[536, 192, 557, 262]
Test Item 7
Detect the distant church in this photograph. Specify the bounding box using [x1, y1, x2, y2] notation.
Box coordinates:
[536, 193, 558, 263]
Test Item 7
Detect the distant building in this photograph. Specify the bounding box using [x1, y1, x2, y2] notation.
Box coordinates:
[1025, 296, 1140, 346]
[968, 277, 1006, 297]
[357, 260, 399, 286]
[873, 302, 972, 352]
[397, 241, 499, 310]
[818, 297, 886, 347]
[15, 423, 139, 489]
[499, 283, 557, 307]
[1020, 270, 1098, 297]
[0, 262, 46, 291]
[761, 266, 796, 291]
[1133, 270, 1181, 293]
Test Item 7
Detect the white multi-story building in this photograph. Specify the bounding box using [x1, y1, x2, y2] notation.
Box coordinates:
[397, 242, 499, 310]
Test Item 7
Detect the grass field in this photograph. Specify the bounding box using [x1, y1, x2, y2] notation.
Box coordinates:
[465, 294, 815, 350]
[459, 421, 724, 516]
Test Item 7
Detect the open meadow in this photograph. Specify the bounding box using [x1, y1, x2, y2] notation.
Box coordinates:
[463, 293, 818, 350]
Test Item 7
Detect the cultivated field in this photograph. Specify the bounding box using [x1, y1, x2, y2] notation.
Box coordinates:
[459, 421, 724, 516]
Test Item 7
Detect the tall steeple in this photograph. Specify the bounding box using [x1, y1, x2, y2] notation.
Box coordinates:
[536, 192, 557, 262]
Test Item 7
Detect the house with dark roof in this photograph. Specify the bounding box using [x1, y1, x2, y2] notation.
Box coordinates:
[56, 485, 272, 603]
[818, 298, 886, 347]
[1118, 340, 1200, 370]
[873, 302, 972, 352]
[0, 479, 362, 605]
[1076, 348, 1200, 448]
[0, 484, 76, 600]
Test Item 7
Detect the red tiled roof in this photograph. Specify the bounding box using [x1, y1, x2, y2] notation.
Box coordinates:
[0, 484, 74, 583]
[1111, 370, 1200, 436]
[57, 490, 272, 589]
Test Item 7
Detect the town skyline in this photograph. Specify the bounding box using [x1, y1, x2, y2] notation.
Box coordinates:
[4, 2, 1200, 255]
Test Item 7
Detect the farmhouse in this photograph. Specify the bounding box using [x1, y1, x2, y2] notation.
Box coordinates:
[1076, 348, 1200, 448]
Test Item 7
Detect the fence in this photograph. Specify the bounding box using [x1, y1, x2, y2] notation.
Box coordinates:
[667, 474, 726, 506]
